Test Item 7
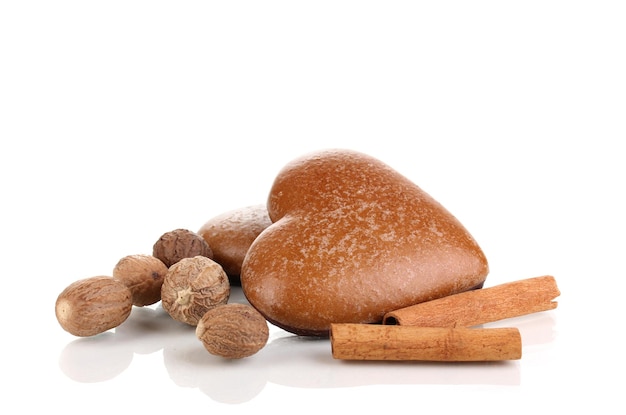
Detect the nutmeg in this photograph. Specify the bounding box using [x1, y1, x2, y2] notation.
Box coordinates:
[55, 276, 133, 337]
[196, 303, 269, 359]
[160, 256, 230, 325]
[112, 254, 168, 306]
[153, 228, 213, 268]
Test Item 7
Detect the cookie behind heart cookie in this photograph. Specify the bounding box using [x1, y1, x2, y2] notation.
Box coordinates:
[241, 149, 489, 336]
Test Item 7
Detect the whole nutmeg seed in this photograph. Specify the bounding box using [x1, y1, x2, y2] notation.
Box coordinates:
[153, 228, 213, 268]
[196, 303, 269, 359]
[55, 276, 133, 337]
[161, 256, 230, 325]
[112, 254, 168, 306]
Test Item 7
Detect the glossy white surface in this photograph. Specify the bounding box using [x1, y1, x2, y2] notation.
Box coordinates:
[1, 2, 624, 414]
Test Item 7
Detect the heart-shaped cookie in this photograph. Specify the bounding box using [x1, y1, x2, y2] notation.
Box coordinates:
[241, 149, 488, 336]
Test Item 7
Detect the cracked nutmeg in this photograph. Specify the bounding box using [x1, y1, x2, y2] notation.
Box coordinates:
[153, 228, 214, 268]
[161, 256, 230, 325]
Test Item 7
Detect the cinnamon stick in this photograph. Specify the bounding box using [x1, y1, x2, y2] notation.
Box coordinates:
[383, 275, 559, 327]
[330, 324, 522, 361]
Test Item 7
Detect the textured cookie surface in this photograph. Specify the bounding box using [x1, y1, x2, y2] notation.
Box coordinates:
[198, 204, 272, 285]
[241, 149, 489, 336]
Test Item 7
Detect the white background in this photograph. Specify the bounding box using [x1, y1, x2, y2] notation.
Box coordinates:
[1, 1, 624, 413]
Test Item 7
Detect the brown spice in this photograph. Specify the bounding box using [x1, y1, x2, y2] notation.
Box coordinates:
[330, 324, 522, 361]
[161, 256, 230, 325]
[196, 303, 269, 359]
[55, 276, 133, 337]
[153, 228, 213, 267]
[112, 254, 168, 306]
[383, 275, 559, 327]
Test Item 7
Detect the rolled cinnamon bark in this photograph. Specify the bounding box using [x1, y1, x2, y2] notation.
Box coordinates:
[383, 276, 559, 327]
[330, 324, 522, 361]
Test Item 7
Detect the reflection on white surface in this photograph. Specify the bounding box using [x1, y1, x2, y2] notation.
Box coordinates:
[58, 287, 557, 404]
